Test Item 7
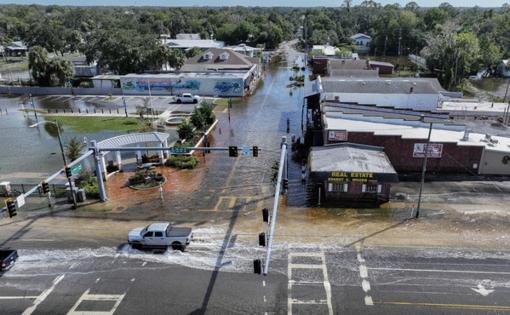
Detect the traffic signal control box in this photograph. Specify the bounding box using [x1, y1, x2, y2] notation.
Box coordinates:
[228, 146, 238, 157]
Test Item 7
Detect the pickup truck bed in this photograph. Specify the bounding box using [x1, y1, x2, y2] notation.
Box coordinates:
[0, 249, 18, 271]
[168, 227, 192, 237]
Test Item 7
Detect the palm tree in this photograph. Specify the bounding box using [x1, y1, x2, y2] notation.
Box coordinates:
[65, 137, 86, 161]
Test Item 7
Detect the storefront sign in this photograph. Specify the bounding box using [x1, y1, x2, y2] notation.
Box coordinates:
[328, 171, 375, 183]
[413, 143, 443, 158]
[327, 130, 348, 142]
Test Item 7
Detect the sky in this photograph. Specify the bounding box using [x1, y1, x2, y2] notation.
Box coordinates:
[0, 0, 507, 7]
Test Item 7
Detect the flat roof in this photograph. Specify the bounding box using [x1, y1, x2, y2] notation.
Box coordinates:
[438, 101, 509, 113]
[310, 143, 397, 174]
[321, 77, 442, 94]
[164, 39, 224, 49]
[122, 71, 248, 79]
[323, 112, 510, 153]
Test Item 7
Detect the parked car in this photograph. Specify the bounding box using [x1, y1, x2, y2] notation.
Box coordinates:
[175, 93, 201, 104]
[0, 249, 18, 271]
[128, 222, 193, 251]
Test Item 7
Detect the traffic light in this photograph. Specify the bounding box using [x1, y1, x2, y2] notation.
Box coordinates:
[65, 166, 72, 178]
[258, 232, 266, 247]
[283, 179, 289, 190]
[6, 199, 16, 218]
[228, 146, 238, 157]
[252, 146, 258, 157]
[41, 181, 50, 194]
[262, 208, 269, 223]
[253, 259, 262, 274]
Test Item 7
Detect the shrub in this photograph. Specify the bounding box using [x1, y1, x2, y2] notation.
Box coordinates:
[83, 182, 100, 198]
[177, 118, 195, 140]
[128, 171, 146, 185]
[165, 155, 199, 169]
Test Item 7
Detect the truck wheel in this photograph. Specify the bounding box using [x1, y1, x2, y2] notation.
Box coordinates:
[193, 99, 198, 104]
[131, 242, 142, 250]
[176, 99, 182, 104]
[171, 242, 184, 251]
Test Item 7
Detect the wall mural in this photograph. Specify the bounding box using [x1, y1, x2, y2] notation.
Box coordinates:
[122, 79, 201, 91]
[214, 81, 242, 94]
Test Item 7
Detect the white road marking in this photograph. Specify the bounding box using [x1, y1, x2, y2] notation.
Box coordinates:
[22, 274, 65, 315]
[287, 249, 333, 315]
[69, 263, 77, 270]
[362, 279, 371, 292]
[262, 280, 266, 287]
[142, 262, 147, 267]
[95, 278, 101, 283]
[359, 265, 368, 278]
[356, 246, 373, 307]
[364, 295, 374, 306]
[130, 278, 135, 282]
[0, 296, 38, 300]
[67, 289, 125, 315]
[471, 283, 494, 296]
[263, 295, 267, 303]
[369, 267, 510, 275]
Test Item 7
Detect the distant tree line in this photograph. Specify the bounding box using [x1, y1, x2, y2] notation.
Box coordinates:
[1, 3, 509, 89]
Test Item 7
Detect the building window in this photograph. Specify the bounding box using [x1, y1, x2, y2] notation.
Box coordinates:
[362, 184, 380, 193]
[328, 182, 348, 192]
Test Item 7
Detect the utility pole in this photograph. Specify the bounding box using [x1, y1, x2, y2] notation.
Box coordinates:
[383, 35, 388, 56]
[398, 27, 402, 57]
[416, 117, 433, 219]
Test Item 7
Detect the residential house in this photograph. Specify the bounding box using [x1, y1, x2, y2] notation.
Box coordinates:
[350, 33, 371, 53]
[225, 44, 262, 58]
[181, 48, 260, 77]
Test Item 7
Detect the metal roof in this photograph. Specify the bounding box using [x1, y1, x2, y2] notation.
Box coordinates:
[97, 132, 169, 150]
[310, 143, 397, 174]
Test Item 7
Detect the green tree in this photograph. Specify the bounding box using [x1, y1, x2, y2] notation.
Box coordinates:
[479, 36, 502, 69]
[186, 47, 203, 58]
[190, 106, 205, 130]
[28, 45, 74, 86]
[177, 118, 195, 141]
[65, 137, 86, 161]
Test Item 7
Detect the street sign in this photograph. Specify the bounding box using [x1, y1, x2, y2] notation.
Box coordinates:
[169, 147, 191, 154]
[413, 143, 443, 158]
[71, 165, 82, 175]
[16, 194, 25, 208]
[242, 146, 250, 156]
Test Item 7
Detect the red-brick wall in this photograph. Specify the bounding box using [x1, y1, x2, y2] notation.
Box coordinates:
[336, 132, 483, 173]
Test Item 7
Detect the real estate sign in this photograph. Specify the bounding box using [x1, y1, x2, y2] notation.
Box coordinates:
[413, 143, 443, 158]
[328, 130, 348, 142]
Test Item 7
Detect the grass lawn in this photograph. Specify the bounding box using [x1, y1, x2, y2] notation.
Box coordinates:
[213, 97, 243, 110]
[45, 116, 150, 133]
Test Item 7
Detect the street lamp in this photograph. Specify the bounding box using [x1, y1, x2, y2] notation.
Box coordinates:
[29, 120, 78, 209]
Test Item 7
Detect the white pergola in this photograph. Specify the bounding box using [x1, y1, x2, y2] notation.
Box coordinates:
[96, 132, 170, 179]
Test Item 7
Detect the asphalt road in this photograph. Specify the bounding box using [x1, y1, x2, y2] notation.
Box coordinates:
[1, 240, 510, 315]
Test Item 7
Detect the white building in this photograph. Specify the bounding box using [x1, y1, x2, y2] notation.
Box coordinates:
[318, 76, 463, 111]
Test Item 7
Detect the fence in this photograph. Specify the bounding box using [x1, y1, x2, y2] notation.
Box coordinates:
[1, 183, 67, 199]
[0, 85, 123, 96]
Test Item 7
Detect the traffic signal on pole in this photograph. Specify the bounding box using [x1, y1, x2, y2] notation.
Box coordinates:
[41, 181, 50, 194]
[252, 146, 258, 157]
[6, 199, 17, 218]
[283, 179, 289, 190]
[258, 232, 266, 247]
[253, 259, 262, 274]
[262, 208, 269, 223]
[65, 166, 72, 178]
[228, 146, 238, 157]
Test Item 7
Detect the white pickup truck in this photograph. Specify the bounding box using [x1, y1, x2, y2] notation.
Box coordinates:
[175, 93, 201, 104]
[128, 222, 193, 251]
